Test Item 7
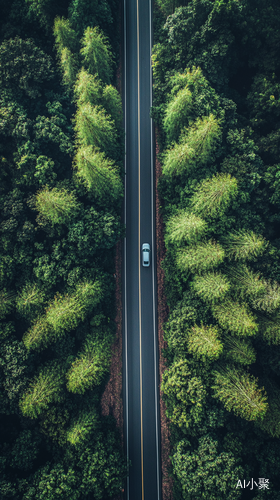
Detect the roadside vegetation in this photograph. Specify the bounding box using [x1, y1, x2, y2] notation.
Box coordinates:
[0, 0, 126, 498]
[153, 0, 280, 498]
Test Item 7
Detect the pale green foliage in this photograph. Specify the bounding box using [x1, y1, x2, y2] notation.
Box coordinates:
[19, 364, 64, 419]
[53, 17, 79, 56]
[165, 210, 207, 247]
[225, 264, 266, 300]
[161, 359, 206, 431]
[258, 313, 280, 345]
[162, 139, 195, 176]
[254, 378, 280, 438]
[102, 85, 123, 130]
[187, 324, 223, 362]
[22, 317, 51, 351]
[16, 283, 45, 318]
[223, 335, 256, 365]
[0, 289, 15, 319]
[180, 114, 221, 164]
[223, 229, 267, 261]
[251, 279, 280, 313]
[59, 47, 79, 88]
[191, 272, 230, 303]
[74, 145, 123, 201]
[74, 69, 103, 107]
[176, 240, 225, 274]
[211, 365, 268, 421]
[23, 280, 102, 351]
[80, 26, 113, 84]
[74, 103, 117, 153]
[45, 281, 102, 335]
[162, 114, 221, 176]
[212, 300, 258, 337]
[190, 173, 238, 218]
[34, 187, 79, 226]
[66, 337, 111, 394]
[163, 87, 192, 143]
[67, 409, 99, 446]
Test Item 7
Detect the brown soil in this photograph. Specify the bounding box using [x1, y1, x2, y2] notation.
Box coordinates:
[155, 129, 173, 500]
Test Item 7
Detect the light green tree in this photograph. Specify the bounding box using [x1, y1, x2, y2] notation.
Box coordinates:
[223, 229, 267, 261]
[74, 69, 103, 107]
[251, 279, 280, 313]
[162, 139, 195, 176]
[190, 173, 238, 218]
[59, 47, 79, 88]
[102, 85, 123, 130]
[67, 409, 99, 447]
[34, 187, 80, 226]
[0, 289, 15, 319]
[187, 324, 223, 362]
[176, 240, 225, 274]
[74, 145, 123, 202]
[211, 365, 268, 421]
[53, 17, 79, 56]
[212, 300, 258, 337]
[181, 114, 221, 164]
[161, 359, 206, 431]
[222, 335, 256, 365]
[258, 312, 280, 345]
[23, 280, 102, 351]
[80, 26, 113, 84]
[225, 264, 266, 300]
[66, 337, 111, 394]
[74, 103, 117, 156]
[165, 210, 207, 247]
[19, 364, 64, 419]
[163, 86, 192, 144]
[191, 272, 230, 303]
[16, 283, 45, 319]
[254, 378, 280, 438]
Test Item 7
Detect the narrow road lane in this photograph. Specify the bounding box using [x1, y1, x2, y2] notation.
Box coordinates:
[122, 0, 161, 498]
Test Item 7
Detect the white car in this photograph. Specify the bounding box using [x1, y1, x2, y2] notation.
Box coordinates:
[142, 243, 150, 267]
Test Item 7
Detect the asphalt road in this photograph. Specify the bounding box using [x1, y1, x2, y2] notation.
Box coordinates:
[122, 0, 161, 499]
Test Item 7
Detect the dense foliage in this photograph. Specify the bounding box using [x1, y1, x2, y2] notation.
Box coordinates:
[153, 0, 280, 498]
[0, 0, 126, 498]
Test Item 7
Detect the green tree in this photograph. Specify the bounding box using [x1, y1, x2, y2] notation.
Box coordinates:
[165, 210, 207, 247]
[211, 365, 268, 421]
[34, 187, 80, 226]
[187, 324, 223, 362]
[19, 363, 64, 419]
[163, 86, 192, 144]
[16, 283, 46, 319]
[74, 103, 117, 157]
[258, 312, 280, 345]
[223, 229, 268, 261]
[59, 47, 79, 88]
[176, 240, 225, 274]
[162, 138, 195, 176]
[191, 271, 230, 303]
[66, 336, 111, 394]
[251, 280, 280, 313]
[66, 409, 99, 447]
[161, 359, 206, 432]
[0, 289, 15, 319]
[74, 145, 123, 202]
[74, 69, 103, 107]
[80, 26, 113, 84]
[254, 378, 280, 438]
[225, 264, 266, 300]
[180, 113, 221, 164]
[0, 37, 54, 98]
[222, 335, 256, 366]
[190, 173, 238, 218]
[212, 300, 258, 337]
[172, 435, 243, 500]
[53, 16, 79, 56]
[102, 85, 123, 130]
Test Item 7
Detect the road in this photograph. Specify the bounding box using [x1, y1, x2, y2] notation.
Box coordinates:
[122, 0, 161, 499]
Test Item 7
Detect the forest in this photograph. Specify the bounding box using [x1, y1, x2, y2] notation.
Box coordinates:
[153, 0, 280, 499]
[0, 0, 126, 498]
